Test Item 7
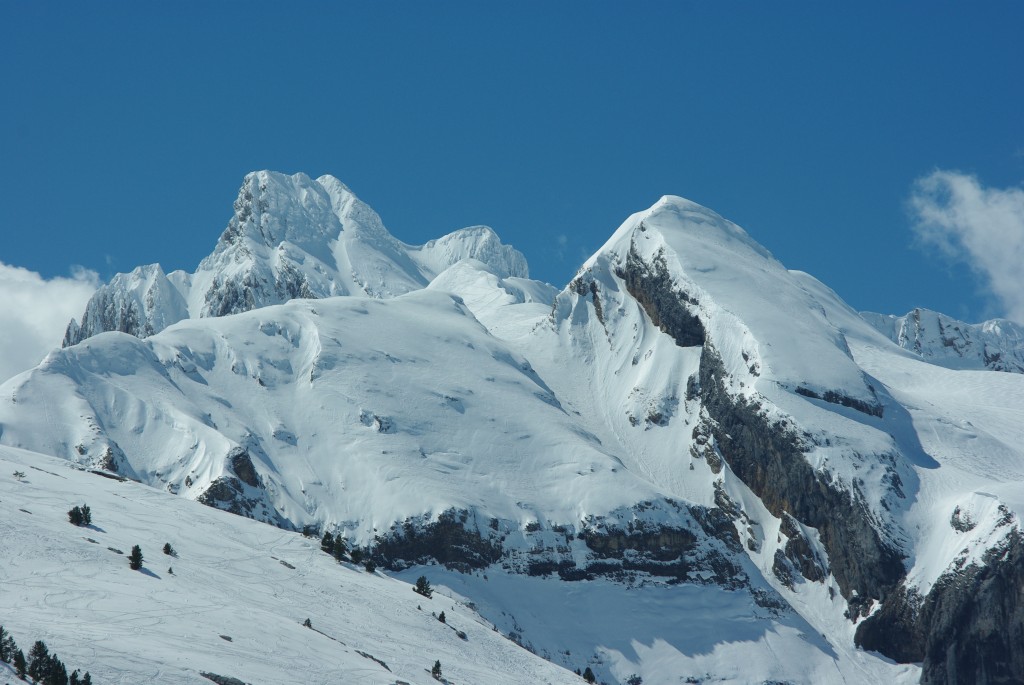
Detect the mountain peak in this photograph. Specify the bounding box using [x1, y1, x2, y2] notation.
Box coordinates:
[862, 307, 1024, 373]
[63, 171, 537, 345]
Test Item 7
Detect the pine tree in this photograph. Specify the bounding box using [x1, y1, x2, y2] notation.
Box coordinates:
[14, 647, 26, 679]
[70, 670, 80, 685]
[582, 666, 596, 683]
[27, 640, 50, 682]
[0, 624, 15, 663]
[47, 653, 68, 685]
[431, 659, 442, 680]
[81, 672, 92, 685]
[413, 575, 433, 598]
[162, 542, 175, 556]
[129, 545, 143, 570]
[333, 536, 347, 561]
[364, 559, 377, 573]
[67, 504, 91, 527]
[348, 547, 363, 564]
[438, 611, 446, 624]
[320, 531, 334, 554]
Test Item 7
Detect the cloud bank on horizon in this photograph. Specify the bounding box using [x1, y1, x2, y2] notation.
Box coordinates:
[0, 262, 98, 384]
[910, 170, 1024, 324]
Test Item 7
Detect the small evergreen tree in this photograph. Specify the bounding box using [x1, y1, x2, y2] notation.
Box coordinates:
[320, 531, 334, 554]
[162, 542, 175, 556]
[413, 575, 433, 598]
[47, 653, 68, 685]
[128, 545, 143, 570]
[431, 659, 442, 680]
[70, 669, 80, 685]
[364, 559, 376, 573]
[27, 640, 50, 682]
[438, 611, 446, 624]
[582, 666, 596, 683]
[348, 547, 363, 564]
[67, 504, 91, 526]
[14, 647, 26, 679]
[81, 672, 92, 685]
[0, 624, 15, 662]
[333, 536, 347, 561]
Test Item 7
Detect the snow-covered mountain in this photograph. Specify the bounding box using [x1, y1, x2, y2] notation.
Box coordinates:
[5, 171, 1024, 684]
[862, 307, 1024, 373]
[64, 171, 527, 346]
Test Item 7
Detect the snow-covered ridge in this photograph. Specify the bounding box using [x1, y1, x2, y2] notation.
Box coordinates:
[64, 171, 534, 345]
[862, 307, 1024, 373]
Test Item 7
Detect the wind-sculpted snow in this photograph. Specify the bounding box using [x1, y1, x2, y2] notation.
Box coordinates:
[15, 174, 1024, 683]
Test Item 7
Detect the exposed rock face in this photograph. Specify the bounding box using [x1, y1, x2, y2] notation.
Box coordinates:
[857, 530, 1024, 684]
[615, 240, 706, 348]
[371, 509, 503, 573]
[64, 264, 188, 346]
[697, 344, 905, 608]
[368, 501, 752, 595]
[228, 448, 260, 488]
[614, 240, 902, 606]
[793, 385, 883, 418]
[778, 513, 828, 584]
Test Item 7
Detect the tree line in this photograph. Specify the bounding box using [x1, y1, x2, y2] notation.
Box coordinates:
[1, 624, 92, 684]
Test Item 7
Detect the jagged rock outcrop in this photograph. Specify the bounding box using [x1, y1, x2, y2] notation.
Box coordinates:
[856, 526, 1024, 684]
[64, 264, 188, 346]
[697, 343, 905, 608]
[610, 234, 903, 607]
[64, 171, 531, 346]
[615, 239, 706, 348]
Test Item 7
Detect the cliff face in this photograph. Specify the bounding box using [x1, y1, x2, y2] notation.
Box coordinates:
[856, 522, 1024, 685]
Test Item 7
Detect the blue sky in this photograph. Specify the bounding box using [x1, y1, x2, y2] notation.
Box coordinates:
[1, 2, 1022, 376]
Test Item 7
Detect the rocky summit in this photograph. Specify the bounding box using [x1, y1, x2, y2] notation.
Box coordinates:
[4, 171, 1023, 685]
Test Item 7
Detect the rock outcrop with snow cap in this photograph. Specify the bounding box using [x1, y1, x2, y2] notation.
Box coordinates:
[64, 171, 530, 345]
[862, 307, 1024, 373]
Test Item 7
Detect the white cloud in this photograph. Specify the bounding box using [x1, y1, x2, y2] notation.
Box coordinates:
[0, 262, 99, 384]
[909, 170, 1024, 323]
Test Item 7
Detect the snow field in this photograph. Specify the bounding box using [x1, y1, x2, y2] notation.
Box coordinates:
[0, 446, 580, 685]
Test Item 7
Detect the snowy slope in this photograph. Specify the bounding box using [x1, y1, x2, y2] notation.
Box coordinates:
[0, 445, 581, 685]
